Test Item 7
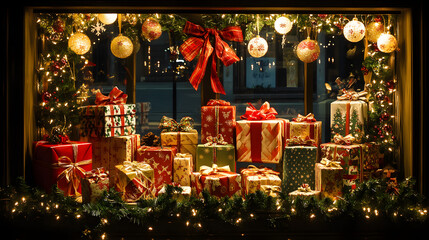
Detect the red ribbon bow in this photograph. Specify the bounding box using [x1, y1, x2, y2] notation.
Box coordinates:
[95, 86, 128, 105]
[292, 113, 317, 122]
[206, 99, 231, 106]
[240, 102, 278, 120]
[179, 21, 243, 95]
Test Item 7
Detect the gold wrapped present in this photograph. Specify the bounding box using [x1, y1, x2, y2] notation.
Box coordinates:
[173, 153, 193, 186]
[240, 165, 281, 197]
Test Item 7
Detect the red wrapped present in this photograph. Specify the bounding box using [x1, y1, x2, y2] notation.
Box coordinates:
[32, 141, 93, 196]
[191, 164, 241, 198]
[136, 146, 177, 193]
[201, 99, 236, 145]
[81, 167, 109, 203]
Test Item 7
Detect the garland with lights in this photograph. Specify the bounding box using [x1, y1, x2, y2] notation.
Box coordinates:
[1, 177, 427, 239]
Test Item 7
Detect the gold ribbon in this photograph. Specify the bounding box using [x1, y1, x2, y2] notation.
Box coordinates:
[292, 113, 317, 122]
[54, 152, 92, 196]
[337, 89, 367, 101]
[199, 164, 231, 176]
[123, 161, 154, 179]
[297, 183, 312, 192]
[175, 153, 192, 158]
[320, 158, 342, 168]
[333, 133, 356, 145]
[203, 134, 228, 146]
[241, 165, 280, 177]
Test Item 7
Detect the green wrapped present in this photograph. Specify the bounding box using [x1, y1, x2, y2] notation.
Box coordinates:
[195, 136, 235, 172]
[283, 145, 318, 193]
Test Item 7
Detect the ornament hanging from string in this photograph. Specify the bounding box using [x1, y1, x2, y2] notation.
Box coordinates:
[68, 31, 91, 55]
[248, 14, 268, 58]
[141, 17, 162, 42]
[274, 15, 293, 49]
[376, 15, 398, 53]
[110, 14, 134, 59]
[98, 13, 117, 25]
[296, 28, 320, 63]
[343, 16, 366, 43]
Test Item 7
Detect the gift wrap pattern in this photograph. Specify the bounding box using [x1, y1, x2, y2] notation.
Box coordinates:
[32, 141, 93, 196]
[289, 185, 321, 200]
[196, 144, 236, 172]
[330, 100, 368, 143]
[161, 130, 198, 159]
[113, 161, 156, 202]
[136, 146, 177, 193]
[284, 120, 322, 147]
[236, 119, 284, 163]
[201, 102, 236, 144]
[191, 168, 241, 198]
[240, 166, 281, 196]
[315, 162, 343, 199]
[283, 146, 318, 193]
[173, 153, 193, 186]
[81, 168, 109, 203]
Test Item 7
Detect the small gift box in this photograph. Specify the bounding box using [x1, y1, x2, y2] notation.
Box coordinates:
[113, 161, 156, 202]
[81, 167, 109, 203]
[260, 185, 281, 198]
[159, 116, 198, 159]
[173, 153, 193, 186]
[330, 89, 368, 143]
[191, 164, 241, 198]
[136, 146, 177, 193]
[240, 165, 281, 197]
[284, 113, 322, 148]
[196, 134, 236, 172]
[201, 99, 236, 145]
[158, 184, 191, 202]
[288, 183, 321, 200]
[361, 142, 384, 170]
[236, 102, 286, 164]
[315, 158, 343, 199]
[32, 141, 93, 196]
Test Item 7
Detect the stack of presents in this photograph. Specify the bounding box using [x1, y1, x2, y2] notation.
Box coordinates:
[32, 87, 391, 203]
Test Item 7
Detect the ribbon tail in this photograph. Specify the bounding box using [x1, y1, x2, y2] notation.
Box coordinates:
[188, 39, 213, 91]
[210, 54, 226, 95]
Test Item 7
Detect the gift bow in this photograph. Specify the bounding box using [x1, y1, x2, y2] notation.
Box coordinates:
[241, 165, 280, 177]
[292, 113, 317, 122]
[333, 133, 356, 145]
[55, 155, 92, 196]
[85, 167, 109, 181]
[297, 183, 312, 192]
[285, 136, 317, 147]
[199, 164, 231, 176]
[204, 134, 228, 146]
[123, 161, 153, 180]
[206, 99, 231, 106]
[94, 86, 128, 105]
[179, 21, 243, 95]
[320, 158, 342, 168]
[240, 102, 278, 120]
[158, 116, 194, 132]
[337, 89, 367, 101]
[175, 153, 192, 158]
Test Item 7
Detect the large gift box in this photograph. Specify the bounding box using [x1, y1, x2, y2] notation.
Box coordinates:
[82, 134, 140, 182]
[289, 184, 321, 200]
[320, 135, 364, 189]
[236, 102, 286, 164]
[196, 135, 236, 172]
[32, 141, 93, 196]
[315, 159, 343, 199]
[159, 116, 198, 159]
[284, 113, 322, 148]
[113, 161, 156, 202]
[173, 153, 193, 186]
[81, 167, 109, 203]
[330, 90, 368, 143]
[136, 146, 177, 193]
[201, 99, 236, 145]
[240, 165, 281, 197]
[191, 164, 241, 198]
[282, 143, 318, 193]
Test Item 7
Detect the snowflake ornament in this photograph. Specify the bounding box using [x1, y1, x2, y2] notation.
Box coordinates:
[91, 21, 106, 36]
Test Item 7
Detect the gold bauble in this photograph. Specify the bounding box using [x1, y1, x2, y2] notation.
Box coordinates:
[110, 34, 134, 58]
[98, 13, 117, 25]
[68, 32, 91, 55]
[296, 37, 320, 63]
[366, 21, 384, 43]
[377, 33, 398, 53]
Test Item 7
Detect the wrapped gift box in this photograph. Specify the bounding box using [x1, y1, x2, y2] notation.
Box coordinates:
[240, 166, 281, 197]
[289, 184, 321, 200]
[236, 162, 280, 175]
[32, 141, 93, 196]
[315, 159, 343, 199]
[81, 167, 109, 203]
[173, 153, 193, 186]
[80, 124, 136, 138]
[82, 134, 140, 183]
[196, 143, 236, 173]
[260, 185, 281, 198]
[201, 99, 236, 145]
[283, 145, 318, 193]
[191, 165, 241, 198]
[330, 99, 368, 143]
[362, 142, 384, 170]
[158, 184, 191, 202]
[113, 161, 156, 202]
[136, 146, 177, 193]
[320, 142, 363, 189]
[284, 113, 322, 148]
[160, 130, 198, 159]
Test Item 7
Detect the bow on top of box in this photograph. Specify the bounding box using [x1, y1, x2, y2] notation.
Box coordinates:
[337, 89, 367, 101]
[94, 86, 128, 105]
[240, 102, 278, 120]
[333, 133, 356, 145]
[285, 136, 317, 147]
[199, 164, 231, 176]
[206, 99, 231, 106]
[158, 116, 194, 132]
[179, 21, 243, 95]
[292, 113, 317, 122]
[240, 165, 280, 177]
[204, 134, 228, 146]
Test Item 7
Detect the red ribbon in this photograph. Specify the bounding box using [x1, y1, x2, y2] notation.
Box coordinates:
[179, 21, 243, 95]
[240, 102, 278, 120]
[95, 86, 128, 105]
[206, 99, 231, 106]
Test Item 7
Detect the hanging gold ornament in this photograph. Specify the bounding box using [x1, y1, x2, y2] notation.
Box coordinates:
[343, 17, 366, 42]
[141, 17, 162, 41]
[366, 21, 384, 43]
[110, 14, 133, 58]
[68, 32, 91, 55]
[98, 13, 117, 25]
[377, 33, 398, 53]
[296, 37, 320, 63]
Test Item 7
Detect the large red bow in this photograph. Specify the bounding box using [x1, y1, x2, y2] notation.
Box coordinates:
[95, 87, 128, 105]
[179, 21, 243, 95]
[206, 99, 231, 106]
[240, 102, 278, 120]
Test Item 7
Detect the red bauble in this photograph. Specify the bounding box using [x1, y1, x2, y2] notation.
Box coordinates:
[52, 18, 65, 33]
[386, 80, 395, 90]
[42, 92, 52, 103]
[380, 112, 390, 121]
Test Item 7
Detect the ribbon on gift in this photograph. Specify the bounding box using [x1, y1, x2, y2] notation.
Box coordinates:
[206, 99, 231, 106]
[240, 102, 278, 120]
[333, 133, 356, 145]
[179, 21, 243, 95]
[199, 164, 231, 176]
[122, 161, 155, 198]
[54, 144, 92, 196]
[337, 89, 367, 101]
[204, 134, 228, 146]
[292, 113, 317, 122]
[84, 167, 109, 183]
[297, 183, 312, 192]
[94, 86, 128, 105]
[241, 165, 280, 177]
[159, 116, 194, 132]
[261, 185, 281, 197]
[285, 136, 317, 147]
[320, 158, 342, 168]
